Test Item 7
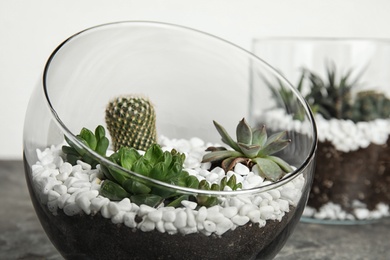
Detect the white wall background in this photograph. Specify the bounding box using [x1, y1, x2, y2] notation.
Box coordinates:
[1, 0, 390, 159]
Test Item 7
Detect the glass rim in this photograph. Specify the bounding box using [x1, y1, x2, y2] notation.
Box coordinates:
[42, 20, 318, 196]
[252, 36, 390, 44]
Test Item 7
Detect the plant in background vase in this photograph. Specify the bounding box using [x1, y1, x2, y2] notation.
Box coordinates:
[268, 63, 390, 222]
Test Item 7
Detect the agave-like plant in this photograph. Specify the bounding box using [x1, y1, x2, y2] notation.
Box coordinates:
[202, 118, 293, 181]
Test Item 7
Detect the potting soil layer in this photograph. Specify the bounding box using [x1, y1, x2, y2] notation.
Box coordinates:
[262, 109, 390, 221]
[29, 199, 296, 260]
[304, 139, 390, 221]
[25, 135, 306, 259]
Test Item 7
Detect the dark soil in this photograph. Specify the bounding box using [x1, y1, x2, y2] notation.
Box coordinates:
[36, 208, 295, 260]
[308, 138, 390, 215]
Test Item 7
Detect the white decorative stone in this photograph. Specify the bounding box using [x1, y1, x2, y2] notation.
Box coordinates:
[29, 136, 313, 236]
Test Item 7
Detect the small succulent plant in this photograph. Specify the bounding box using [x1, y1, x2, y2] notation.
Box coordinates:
[202, 118, 293, 181]
[63, 125, 241, 208]
[303, 64, 359, 120]
[100, 143, 241, 207]
[105, 95, 157, 151]
[62, 125, 109, 168]
[303, 64, 390, 122]
[267, 63, 390, 123]
[266, 72, 309, 121]
[344, 90, 390, 122]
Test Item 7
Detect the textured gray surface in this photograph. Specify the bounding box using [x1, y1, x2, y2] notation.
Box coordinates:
[1, 160, 389, 260]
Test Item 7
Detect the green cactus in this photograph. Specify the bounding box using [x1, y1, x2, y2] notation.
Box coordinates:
[347, 90, 390, 122]
[105, 95, 157, 151]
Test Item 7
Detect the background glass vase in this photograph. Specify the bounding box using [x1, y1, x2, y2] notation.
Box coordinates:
[23, 22, 316, 259]
[253, 37, 390, 224]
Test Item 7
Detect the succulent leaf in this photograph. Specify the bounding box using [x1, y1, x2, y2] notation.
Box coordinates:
[130, 194, 163, 208]
[213, 120, 242, 152]
[62, 125, 109, 168]
[201, 150, 242, 163]
[203, 118, 293, 181]
[252, 125, 267, 147]
[266, 155, 294, 173]
[236, 118, 252, 144]
[100, 180, 130, 201]
[123, 179, 151, 194]
[252, 158, 284, 181]
[237, 143, 261, 158]
[259, 139, 291, 157]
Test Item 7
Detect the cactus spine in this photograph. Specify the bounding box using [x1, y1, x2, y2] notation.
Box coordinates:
[105, 95, 157, 151]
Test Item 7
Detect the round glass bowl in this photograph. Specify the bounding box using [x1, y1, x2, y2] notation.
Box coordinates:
[23, 22, 317, 259]
[253, 37, 390, 224]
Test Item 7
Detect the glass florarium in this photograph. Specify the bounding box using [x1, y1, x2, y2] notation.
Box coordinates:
[23, 22, 317, 259]
[253, 37, 390, 224]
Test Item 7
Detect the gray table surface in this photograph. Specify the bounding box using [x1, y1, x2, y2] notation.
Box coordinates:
[1, 160, 389, 260]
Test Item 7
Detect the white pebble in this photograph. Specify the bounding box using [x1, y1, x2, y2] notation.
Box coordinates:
[239, 204, 257, 216]
[180, 226, 198, 235]
[220, 207, 238, 218]
[117, 198, 132, 212]
[77, 160, 92, 170]
[138, 204, 155, 217]
[155, 221, 165, 233]
[71, 180, 91, 188]
[123, 212, 137, 228]
[139, 219, 156, 232]
[76, 196, 92, 215]
[148, 210, 163, 222]
[64, 177, 78, 188]
[190, 137, 204, 147]
[276, 199, 290, 212]
[206, 172, 219, 183]
[268, 190, 281, 200]
[47, 190, 60, 202]
[196, 206, 208, 222]
[53, 184, 67, 195]
[112, 211, 125, 224]
[47, 200, 58, 213]
[234, 163, 250, 175]
[203, 220, 216, 233]
[108, 202, 120, 216]
[206, 211, 224, 224]
[100, 204, 111, 219]
[215, 218, 234, 235]
[90, 197, 109, 212]
[186, 208, 197, 227]
[248, 210, 261, 223]
[260, 205, 275, 220]
[181, 200, 197, 210]
[164, 222, 177, 234]
[174, 210, 187, 229]
[354, 208, 370, 220]
[57, 193, 71, 209]
[71, 165, 83, 174]
[73, 172, 90, 181]
[162, 210, 176, 222]
[59, 162, 73, 175]
[63, 203, 82, 216]
[231, 215, 249, 226]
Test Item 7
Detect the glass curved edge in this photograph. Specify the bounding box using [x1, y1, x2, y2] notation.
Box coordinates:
[299, 216, 386, 225]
